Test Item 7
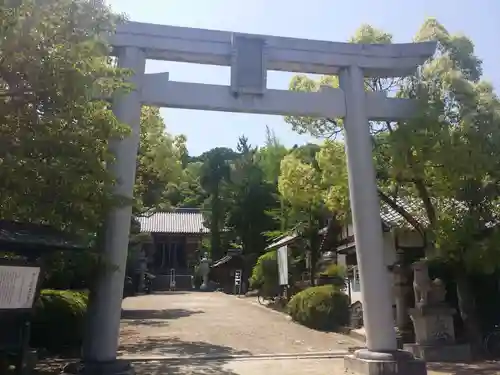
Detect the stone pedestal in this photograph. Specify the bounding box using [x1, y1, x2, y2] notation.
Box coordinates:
[392, 260, 413, 348]
[199, 279, 209, 291]
[405, 305, 471, 362]
[344, 349, 427, 375]
[198, 253, 211, 291]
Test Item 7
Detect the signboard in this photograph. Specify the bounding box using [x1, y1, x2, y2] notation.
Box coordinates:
[234, 269, 242, 296]
[0, 265, 40, 310]
[231, 35, 267, 95]
[234, 270, 242, 286]
[277, 246, 288, 286]
[169, 268, 176, 290]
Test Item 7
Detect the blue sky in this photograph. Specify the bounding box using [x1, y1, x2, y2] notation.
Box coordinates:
[106, 0, 499, 156]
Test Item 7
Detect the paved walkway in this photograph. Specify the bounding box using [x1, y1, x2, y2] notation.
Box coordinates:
[118, 291, 360, 359]
[33, 291, 500, 374]
[117, 292, 500, 374]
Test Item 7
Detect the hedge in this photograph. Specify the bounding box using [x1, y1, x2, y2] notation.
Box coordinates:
[250, 251, 279, 296]
[317, 264, 347, 288]
[30, 289, 89, 353]
[287, 285, 349, 331]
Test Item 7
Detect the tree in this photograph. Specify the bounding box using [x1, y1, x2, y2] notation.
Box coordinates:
[226, 136, 279, 258]
[198, 147, 238, 260]
[285, 19, 500, 351]
[278, 146, 330, 284]
[316, 141, 350, 220]
[164, 161, 206, 208]
[256, 127, 290, 232]
[0, 0, 127, 233]
[257, 126, 288, 185]
[394, 19, 500, 350]
[134, 106, 183, 214]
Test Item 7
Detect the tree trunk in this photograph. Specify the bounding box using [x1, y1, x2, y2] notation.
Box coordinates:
[210, 188, 222, 260]
[280, 198, 286, 231]
[309, 249, 317, 286]
[308, 214, 320, 287]
[455, 272, 483, 356]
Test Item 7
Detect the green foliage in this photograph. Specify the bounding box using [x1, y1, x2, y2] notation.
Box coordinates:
[0, 0, 183, 233]
[279, 152, 322, 209]
[318, 264, 347, 289]
[31, 289, 88, 353]
[278, 145, 334, 284]
[282, 19, 499, 346]
[284, 19, 500, 276]
[320, 263, 346, 278]
[250, 251, 278, 296]
[257, 126, 289, 185]
[198, 147, 238, 260]
[287, 285, 350, 331]
[0, 0, 128, 233]
[134, 106, 184, 214]
[165, 161, 206, 208]
[42, 250, 102, 290]
[226, 137, 280, 256]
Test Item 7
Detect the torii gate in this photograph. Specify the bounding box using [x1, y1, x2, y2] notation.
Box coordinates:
[82, 22, 435, 375]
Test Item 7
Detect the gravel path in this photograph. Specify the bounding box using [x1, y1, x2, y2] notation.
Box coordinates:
[118, 291, 361, 359]
[32, 291, 500, 375]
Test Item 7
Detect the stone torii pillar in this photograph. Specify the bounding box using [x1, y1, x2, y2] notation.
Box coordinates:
[75, 46, 147, 375]
[339, 65, 398, 351]
[339, 65, 428, 374]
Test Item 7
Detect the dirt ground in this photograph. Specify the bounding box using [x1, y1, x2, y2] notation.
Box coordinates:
[118, 291, 360, 358]
[34, 291, 500, 375]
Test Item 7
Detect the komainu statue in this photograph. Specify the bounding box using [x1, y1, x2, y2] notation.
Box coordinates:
[412, 260, 431, 307]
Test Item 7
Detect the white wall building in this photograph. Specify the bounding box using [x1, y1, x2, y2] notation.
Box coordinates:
[336, 198, 428, 306]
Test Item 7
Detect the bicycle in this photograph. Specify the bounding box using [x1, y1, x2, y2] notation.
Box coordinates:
[483, 325, 500, 358]
[257, 290, 279, 305]
[257, 285, 287, 306]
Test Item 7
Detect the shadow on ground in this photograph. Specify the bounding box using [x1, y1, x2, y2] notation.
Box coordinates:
[427, 361, 500, 374]
[150, 291, 191, 295]
[129, 338, 250, 374]
[34, 338, 248, 375]
[119, 336, 251, 358]
[120, 308, 203, 327]
[132, 358, 240, 375]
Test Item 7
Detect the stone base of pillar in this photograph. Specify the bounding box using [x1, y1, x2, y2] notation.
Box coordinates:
[61, 359, 135, 375]
[344, 349, 427, 375]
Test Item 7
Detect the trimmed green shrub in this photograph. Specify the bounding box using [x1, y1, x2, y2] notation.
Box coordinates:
[321, 264, 346, 278]
[31, 289, 89, 353]
[287, 285, 349, 331]
[317, 264, 347, 288]
[250, 251, 278, 297]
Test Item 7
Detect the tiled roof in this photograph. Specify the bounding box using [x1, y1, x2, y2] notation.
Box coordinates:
[378, 196, 499, 229]
[379, 196, 429, 229]
[265, 233, 300, 251]
[0, 220, 87, 251]
[137, 212, 209, 234]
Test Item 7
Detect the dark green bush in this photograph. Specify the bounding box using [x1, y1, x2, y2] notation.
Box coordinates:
[42, 250, 101, 290]
[287, 285, 349, 331]
[31, 289, 89, 353]
[320, 263, 346, 278]
[250, 251, 278, 296]
[317, 264, 347, 288]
